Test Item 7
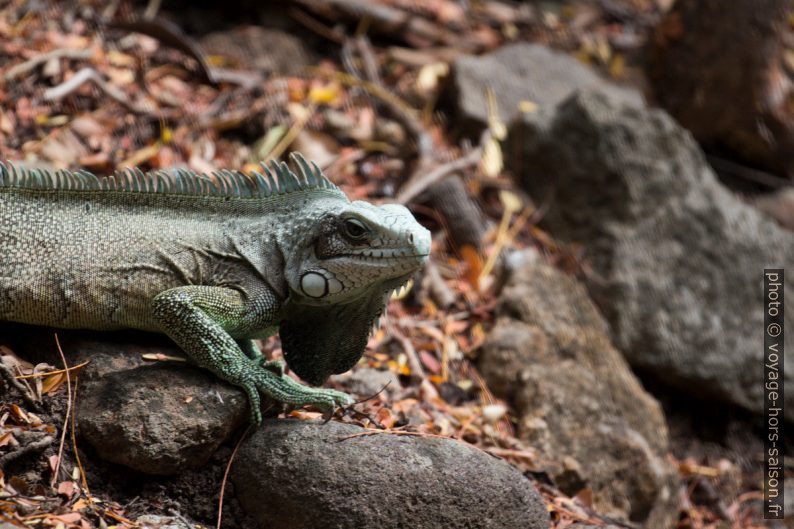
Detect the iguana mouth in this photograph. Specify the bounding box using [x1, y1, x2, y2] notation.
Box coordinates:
[354, 251, 429, 259]
[325, 251, 429, 260]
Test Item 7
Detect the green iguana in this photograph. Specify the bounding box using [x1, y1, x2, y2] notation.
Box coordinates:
[0, 153, 431, 424]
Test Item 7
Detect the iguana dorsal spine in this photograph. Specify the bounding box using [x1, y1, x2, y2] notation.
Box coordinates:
[0, 152, 339, 199]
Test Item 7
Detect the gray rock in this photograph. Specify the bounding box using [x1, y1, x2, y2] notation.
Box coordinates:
[200, 25, 317, 75]
[77, 361, 247, 475]
[449, 43, 643, 134]
[508, 91, 794, 420]
[335, 367, 401, 399]
[232, 419, 549, 529]
[480, 257, 677, 527]
[2, 325, 250, 474]
[753, 187, 794, 232]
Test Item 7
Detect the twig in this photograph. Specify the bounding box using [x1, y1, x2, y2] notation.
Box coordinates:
[70, 373, 91, 500]
[355, 35, 381, 87]
[14, 360, 90, 380]
[0, 435, 54, 470]
[263, 103, 317, 162]
[289, 7, 345, 44]
[352, 381, 391, 404]
[339, 428, 447, 441]
[0, 359, 40, 409]
[385, 324, 425, 378]
[217, 426, 251, 529]
[4, 48, 94, 81]
[50, 333, 72, 489]
[43, 67, 166, 117]
[106, 18, 216, 85]
[309, 67, 434, 162]
[397, 130, 489, 204]
[294, 0, 477, 51]
[423, 260, 456, 309]
[143, 0, 162, 19]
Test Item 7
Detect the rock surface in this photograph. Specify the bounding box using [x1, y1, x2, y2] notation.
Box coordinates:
[231, 419, 549, 529]
[479, 256, 677, 527]
[8, 329, 252, 475]
[508, 91, 794, 420]
[753, 187, 794, 232]
[449, 43, 643, 134]
[77, 361, 248, 475]
[200, 25, 318, 75]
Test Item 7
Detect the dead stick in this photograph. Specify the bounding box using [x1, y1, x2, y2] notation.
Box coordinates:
[43, 67, 167, 117]
[50, 333, 72, 489]
[4, 48, 94, 81]
[396, 131, 488, 204]
[217, 426, 251, 529]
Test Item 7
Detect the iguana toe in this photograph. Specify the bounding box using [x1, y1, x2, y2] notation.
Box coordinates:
[258, 358, 286, 375]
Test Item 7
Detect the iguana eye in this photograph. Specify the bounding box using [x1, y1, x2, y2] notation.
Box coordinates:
[343, 218, 368, 240]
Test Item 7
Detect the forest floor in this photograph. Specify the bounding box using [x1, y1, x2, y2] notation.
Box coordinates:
[0, 0, 782, 528]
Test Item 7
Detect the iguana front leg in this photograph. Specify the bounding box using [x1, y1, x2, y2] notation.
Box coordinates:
[152, 286, 352, 425]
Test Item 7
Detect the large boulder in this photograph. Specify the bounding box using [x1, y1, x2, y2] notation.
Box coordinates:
[231, 419, 549, 529]
[448, 43, 643, 134]
[479, 254, 677, 527]
[77, 362, 248, 475]
[0, 326, 250, 475]
[199, 25, 318, 75]
[508, 91, 794, 420]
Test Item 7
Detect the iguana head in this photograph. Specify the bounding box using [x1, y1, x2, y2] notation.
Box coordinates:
[286, 199, 431, 305]
[276, 155, 431, 386]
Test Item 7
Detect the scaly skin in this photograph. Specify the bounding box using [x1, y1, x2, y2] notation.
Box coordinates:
[0, 153, 431, 424]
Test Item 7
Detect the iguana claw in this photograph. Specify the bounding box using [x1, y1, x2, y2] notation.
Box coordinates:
[247, 364, 353, 426]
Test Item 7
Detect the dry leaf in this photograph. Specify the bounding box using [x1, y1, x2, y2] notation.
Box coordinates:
[419, 350, 441, 374]
[41, 372, 66, 394]
[308, 83, 340, 104]
[416, 62, 449, 95]
[459, 245, 483, 289]
[518, 100, 538, 114]
[499, 189, 522, 213]
[480, 135, 503, 178]
[57, 480, 76, 498]
[0, 432, 17, 448]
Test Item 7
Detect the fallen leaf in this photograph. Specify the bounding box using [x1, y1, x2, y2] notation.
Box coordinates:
[308, 82, 340, 104]
[480, 135, 503, 178]
[459, 245, 483, 290]
[0, 432, 16, 448]
[419, 350, 441, 375]
[41, 372, 66, 394]
[57, 480, 76, 498]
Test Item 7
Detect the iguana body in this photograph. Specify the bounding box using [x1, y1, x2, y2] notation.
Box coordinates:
[0, 153, 430, 424]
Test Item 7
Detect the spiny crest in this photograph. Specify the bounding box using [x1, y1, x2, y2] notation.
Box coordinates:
[0, 152, 340, 199]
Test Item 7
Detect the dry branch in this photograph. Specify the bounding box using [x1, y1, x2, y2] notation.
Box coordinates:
[4, 48, 94, 81]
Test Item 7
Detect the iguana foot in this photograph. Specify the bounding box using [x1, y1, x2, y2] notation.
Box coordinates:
[247, 366, 353, 425]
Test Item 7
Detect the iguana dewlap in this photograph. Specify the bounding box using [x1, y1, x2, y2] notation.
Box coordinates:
[0, 153, 431, 424]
